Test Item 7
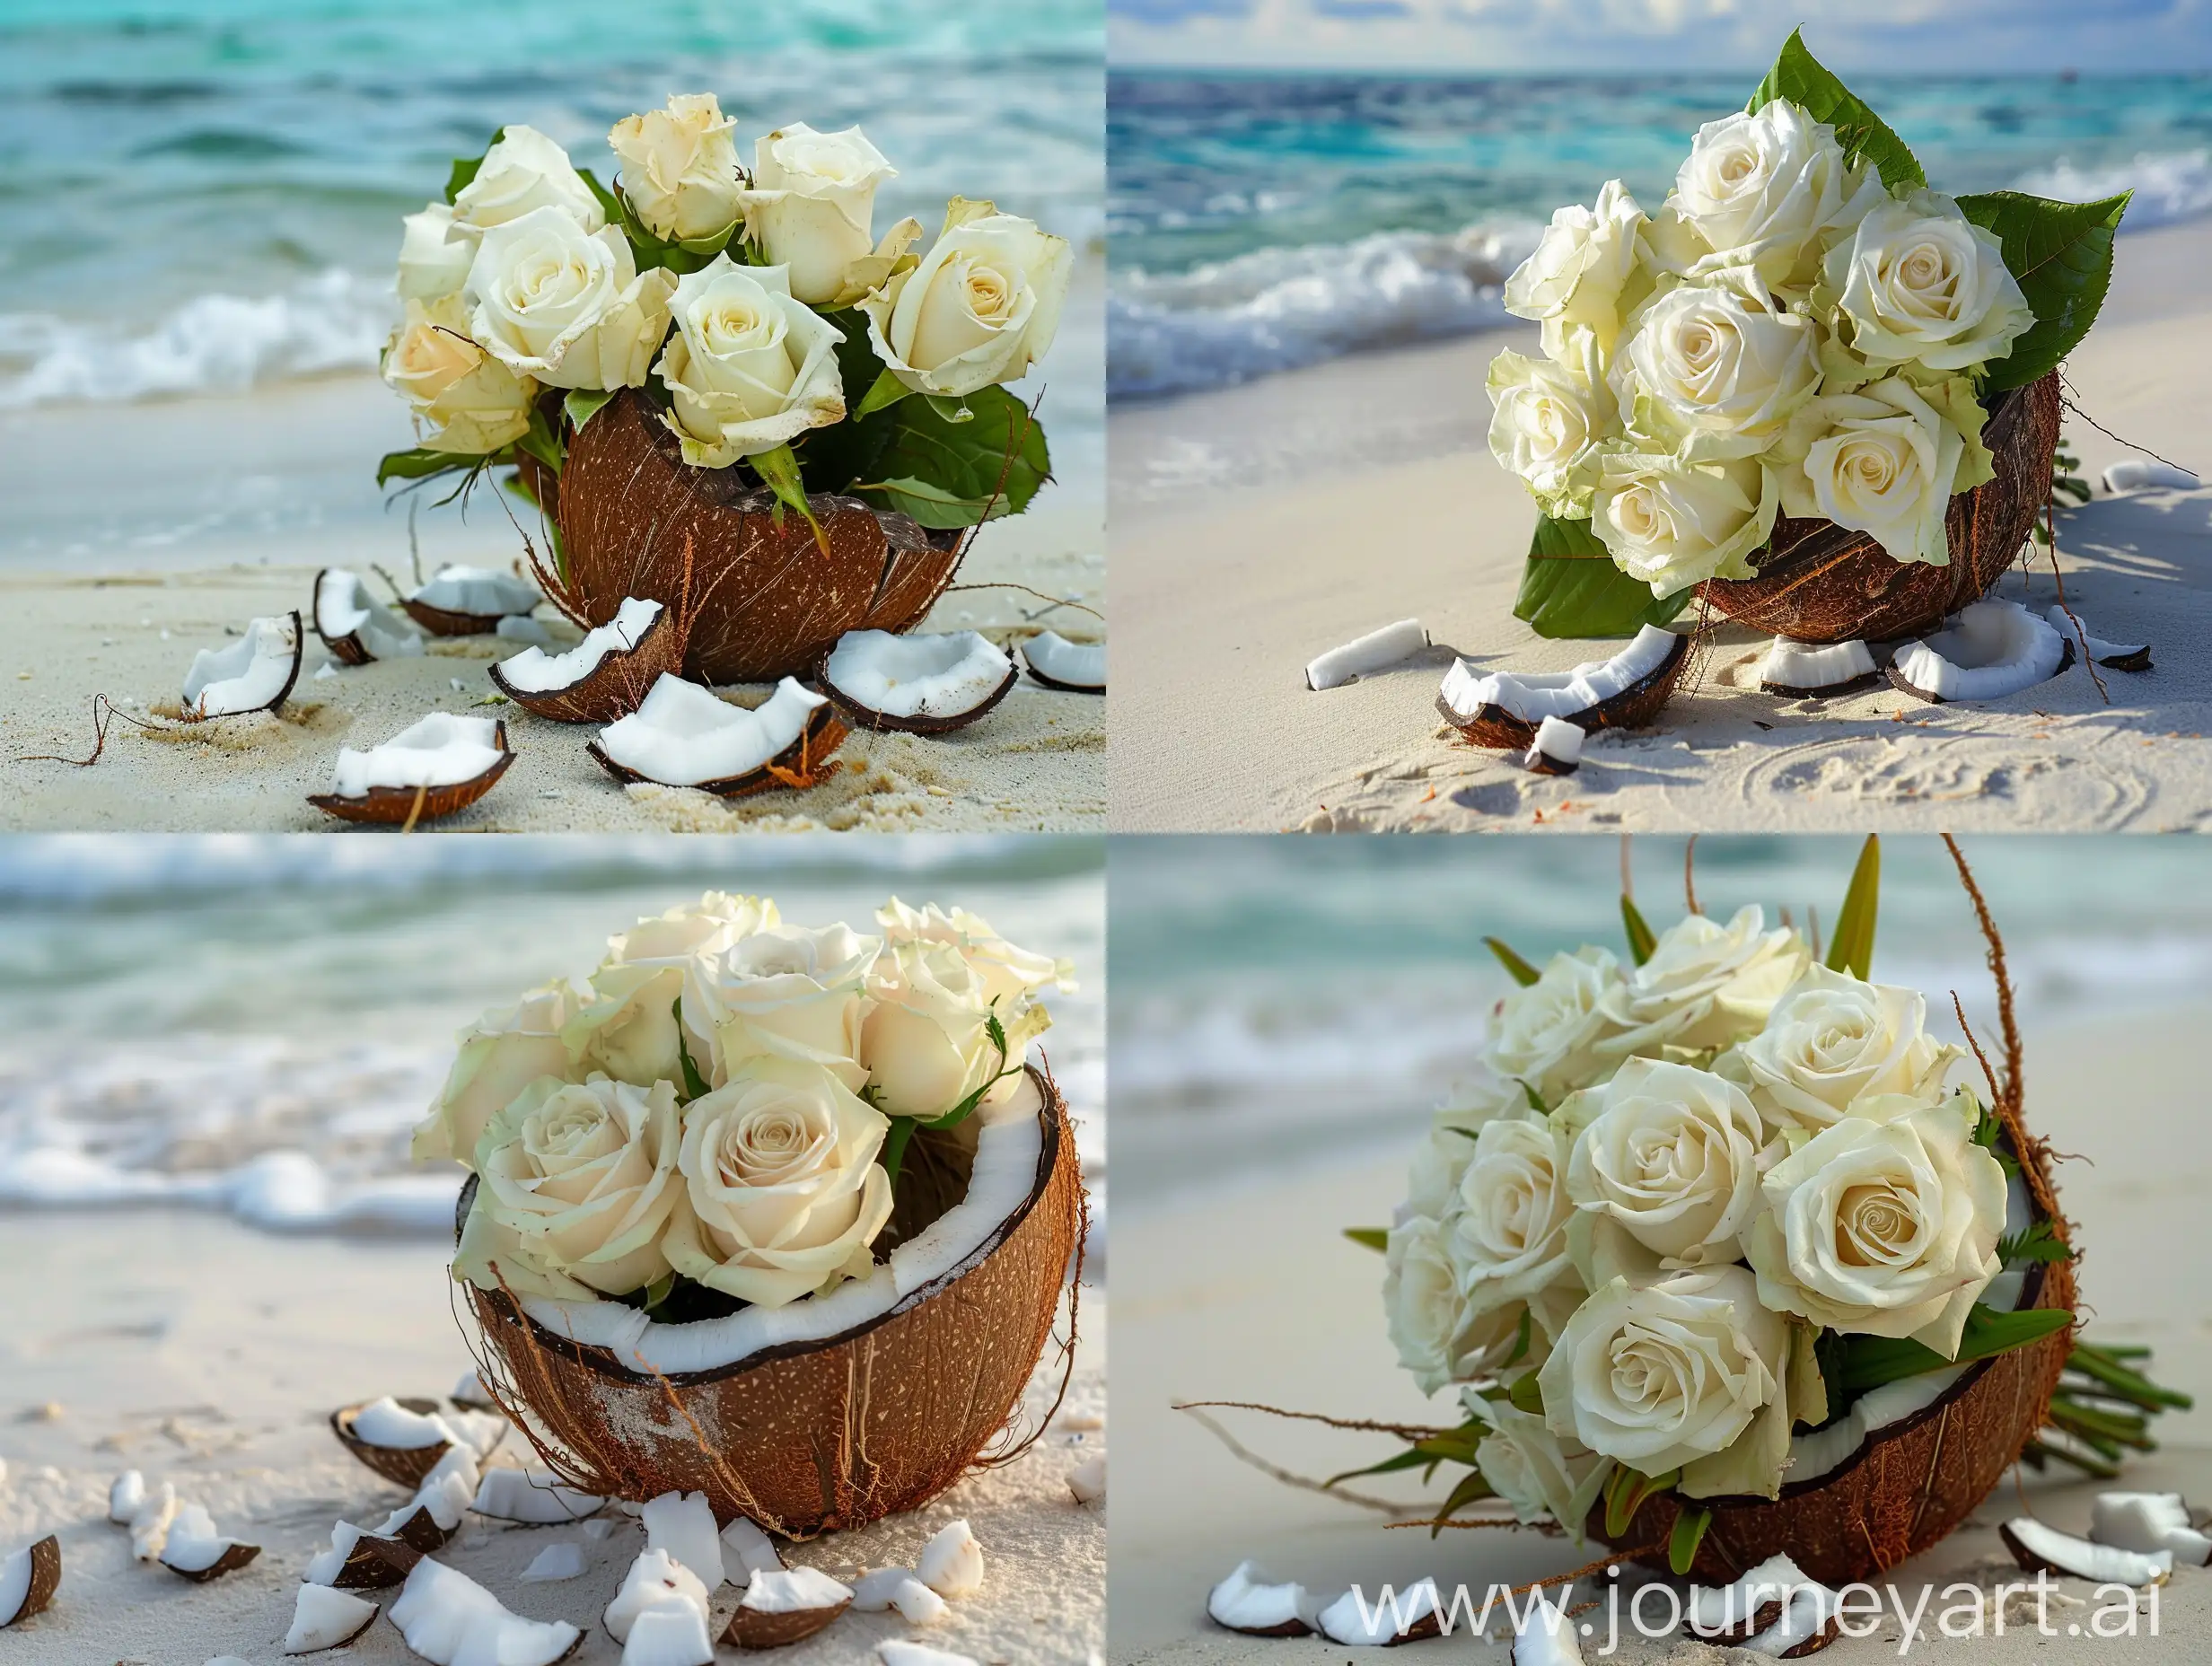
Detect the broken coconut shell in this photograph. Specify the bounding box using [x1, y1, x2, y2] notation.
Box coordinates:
[1021, 632, 1105, 693]
[1206, 1561, 1312, 1637]
[720, 1568, 854, 1649]
[2001, 1518, 2172, 1587]
[330, 1398, 458, 1488]
[313, 568, 424, 665]
[1704, 373, 2061, 644]
[586, 679, 848, 798]
[1884, 601, 2073, 706]
[286, 1583, 381, 1654]
[557, 390, 964, 683]
[463, 1066, 1082, 1535]
[181, 610, 305, 721]
[0, 1536, 59, 1629]
[814, 629, 1018, 735]
[315, 1523, 426, 1591]
[488, 597, 680, 724]
[308, 719, 514, 826]
[1438, 626, 1690, 750]
[401, 566, 544, 638]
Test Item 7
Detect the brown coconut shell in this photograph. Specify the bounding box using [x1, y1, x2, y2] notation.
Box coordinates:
[184, 609, 304, 722]
[308, 723, 514, 826]
[329, 1530, 426, 1591]
[1883, 636, 2074, 706]
[813, 647, 1020, 736]
[1020, 640, 1106, 695]
[465, 1066, 1083, 1536]
[1226, 1618, 1312, 1640]
[1704, 373, 2062, 644]
[313, 570, 376, 667]
[329, 1399, 455, 1488]
[399, 598, 512, 638]
[1, 1536, 58, 1627]
[162, 1540, 261, 1583]
[1439, 629, 1690, 751]
[487, 604, 683, 724]
[721, 1597, 851, 1649]
[584, 706, 848, 799]
[556, 390, 963, 684]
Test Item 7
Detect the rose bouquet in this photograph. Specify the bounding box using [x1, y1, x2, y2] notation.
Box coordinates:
[1492, 32, 2128, 646]
[418, 890, 1086, 1533]
[377, 99, 1073, 680]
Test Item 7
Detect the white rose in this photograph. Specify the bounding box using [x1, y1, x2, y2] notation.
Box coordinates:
[381, 296, 537, 456]
[608, 92, 744, 244]
[660, 1059, 894, 1307]
[1384, 1217, 1538, 1395]
[1404, 1126, 1477, 1223]
[1598, 905, 1811, 1056]
[465, 206, 677, 391]
[690, 921, 880, 1093]
[413, 979, 584, 1165]
[1773, 375, 1992, 567]
[654, 259, 847, 468]
[876, 898, 1075, 1011]
[1732, 963, 1958, 1133]
[1434, 1065, 1533, 1137]
[861, 198, 1071, 399]
[1745, 1092, 2007, 1358]
[1448, 1116, 1578, 1311]
[457, 1074, 684, 1298]
[1485, 945, 1624, 1106]
[861, 915, 1060, 1118]
[1664, 100, 1884, 294]
[562, 892, 780, 1089]
[398, 201, 474, 302]
[1565, 1058, 1769, 1276]
[1590, 447, 1778, 598]
[1822, 189, 2032, 376]
[1487, 330, 1617, 520]
[1539, 1266, 1795, 1499]
[1502, 180, 1649, 354]
[1613, 271, 1821, 460]
[452, 126, 606, 236]
[736, 122, 910, 307]
[1470, 1391, 1615, 1537]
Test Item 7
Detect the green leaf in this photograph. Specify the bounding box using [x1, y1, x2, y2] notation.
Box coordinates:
[1327, 1446, 1435, 1488]
[376, 447, 479, 487]
[881, 1116, 918, 1190]
[750, 443, 827, 550]
[923, 394, 975, 425]
[856, 386, 1050, 529]
[578, 165, 738, 275]
[1603, 1466, 1678, 1539]
[1747, 28, 1925, 190]
[1957, 190, 2130, 390]
[1431, 1467, 1495, 1537]
[640, 1271, 677, 1312]
[1667, 1504, 1713, 1576]
[1506, 1372, 1544, 1415]
[1514, 514, 1691, 639]
[1484, 936, 1542, 987]
[671, 1001, 711, 1102]
[1997, 1220, 2076, 1267]
[444, 128, 505, 205]
[855, 369, 913, 421]
[1502, 1306, 1534, 1369]
[1344, 1227, 1389, 1252]
[1839, 1304, 2074, 1396]
[563, 388, 617, 435]
[514, 401, 565, 478]
[1620, 895, 1658, 966]
[1825, 834, 1881, 978]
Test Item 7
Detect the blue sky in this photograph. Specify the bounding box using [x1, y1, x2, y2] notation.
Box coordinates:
[1110, 0, 2212, 73]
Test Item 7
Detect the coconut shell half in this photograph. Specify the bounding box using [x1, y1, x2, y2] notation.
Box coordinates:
[1438, 628, 1690, 751]
[330, 1399, 456, 1488]
[721, 1597, 851, 1649]
[813, 636, 1020, 736]
[308, 723, 514, 826]
[400, 599, 506, 638]
[556, 390, 963, 683]
[0, 1536, 59, 1628]
[467, 1068, 1083, 1535]
[585, 706, 848, 799]
[162, 1540, 261, 1583]
[488, 605, 682, 725]
[329, 1531, 426, 1591]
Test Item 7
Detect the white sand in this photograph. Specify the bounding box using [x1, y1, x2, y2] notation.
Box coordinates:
[0, 1213, 1103, 1664]
[1110, 1003, 2212, 1662]
[1108, 219, 2212, 833]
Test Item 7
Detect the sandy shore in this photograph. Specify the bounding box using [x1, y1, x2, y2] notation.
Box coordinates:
[1110, 1001, 2212, 1662]
[0, 1212, 1103, 1665]
[1108, 220, 2212, 833]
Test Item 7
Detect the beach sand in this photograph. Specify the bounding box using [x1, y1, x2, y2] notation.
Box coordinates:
[1109, 1002, 2212, 1662]
[0, 1212, 1104, 1665]
[1108, 220, 2212, 834]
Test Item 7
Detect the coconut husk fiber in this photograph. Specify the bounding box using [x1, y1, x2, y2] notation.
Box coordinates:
[463, 1067, 1083, 1537]
[1703, 373, 2062, 644]
[553, 390, 963, 684]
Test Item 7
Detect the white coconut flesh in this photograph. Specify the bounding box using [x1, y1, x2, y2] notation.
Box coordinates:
[390, 1556, 581, 1666]
[605, 1549, 711, 1644]
[386, 1467, 476, 1539]
[304, 1521, 365, 1586]
[128, 1484, 179, 1559]
[521, 1543, 585, 1583]
[514, 1074, 1050, 1376]
[329, 715, 507, 799]
[1742, 1583, 1841, 1657]
[2093, 1493, 2212, 1564]
[315, 569, 424, 659]
[740, 1565, 853, 1614]
[2103, 459, 2198, 494]
[157, 1503, 255, 1574]
[720, 1517, 783, 1586]
[1307, 618, 1426, 691]
[411, 565, 542, 618]
[498, 596, 663, 694]
[2042, 606, 2147, 667]
[1023, 631, 1105, 690]
[2004, 1518, 2172, 1586]
[642, 1489, 724, 1589]
[1526, 715, 1584, 771]
[1317, 1576, 1439, 1645]
[349, 1395, 458, 1450]
[496, 614, 559, 646]
[473, 1468, 603, 1523]
[821, 628, 1013, 720]
[596, 674, 827, 786]
[109, 1469, 145, 1523]
[1891, 600, 2067, 702]
[1207, 1561, 1312, 1634]
[1688, 1553, 1809, 1635]
[1761, 637, 1876, 692]
[1069, 1455, 1107, 1504]
[182, 614, 300, 718]
[1440, 625, 1678, 723]
[624, 1600, 715, 1666]
[285, 1583, 378, 1653]
[1511, 1590, 1584, 1666]
[917, 1520, 982, 1599]
[879, 1644, 981, 1666]
[0, 1540, 50, 1628]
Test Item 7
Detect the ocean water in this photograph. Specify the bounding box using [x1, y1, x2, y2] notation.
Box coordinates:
[1110, 835, 2212, 1210]
[1109, 71, 2212, 399]
[0, 0, 1105, 408]
[0, 835, 1105, 1246]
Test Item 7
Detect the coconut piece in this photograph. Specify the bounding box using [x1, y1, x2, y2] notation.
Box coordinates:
[1742, 1583, 1843, 1658]
[108, 1469, 145, 1524]
[128, 1482, 179, 1560]
[2042, 605, 2151, 671]
[330, 1397, 458, 1487]
[877, 1645, 979, 1666]
[641, 1490, 724, 1589]
[157, 1503, 261, 1581]
[313, 568, 425, 665]
[1511, 1589, 1583, 1665]
[590, 674, 846, 795]
[2102, 459, 2199, 494]
[497, 615, 559, 646]
[490, 597, 675, 723]
[403, 565, 543, 636]
[852, 1567, 917, 1610]
[816, 629, 1017, 734]
[1523, 714, 1583, 776]
[1437, 625, 1689, 750]
[1687, 1553, 1811, 1642]
[310, 715, 514, 826]
[304, 1518, 423, 1590]
[1886, 600, 2070, 704]
[917, 1520, 982, 1599]
[1021, 631, 1105, 693]
[890, 1576, 947, 1625]
[722, 1565, 854, 1649]
[2001, 1518, 2172, 1586]
[473, 1468, 603, 1524]
[0, 1537, 59, 1629]
[1068, 1455, 1106, 1505]
[390, 1556, 581, 1666]
[452, 1371, 499, 1413]
[180, 611, 304, 720]
[605, 1548, 710, 1644]
[1315, 1576, 1442, 1645]
[624, 1601, 715, 1666]
[1760, 637, 1879, 697]
[2091, 1493, 2212, 1565]
[720, 1517, 783, 1586]
[1307, 618, 1427, 690]
[285, 1583, 379, 1654]
[1207, 1560, 1313, 1637]
[517, 1543, 584, 1583]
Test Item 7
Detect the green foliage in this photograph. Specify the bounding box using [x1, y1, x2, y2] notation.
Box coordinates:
[749, 443, 824, 546]
[1997, 1219, 2076, 1267]
[671, 1001, 711, 1103]
[855, 368, 912, 420]
[857, 386, 1051, 528]
[563, 388, 617, 435]
[1825, 835, 1881, 978]
[1484, 936, 1542, 987]
[1838, 1304, 2073, 1397]
[376, 447, 481, 487]
[577, 165, 740, 275]
[1344, 1227, 1389, 1252]
[1620, 894, 1659, 966]
[1602, 1465, 1679, 1539]
[1958, 190, 2130, 390]
[1514, 514, 1692, 639]
[1748, 29, 1926, 190]
[1667, 1504, 1714, 1576]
